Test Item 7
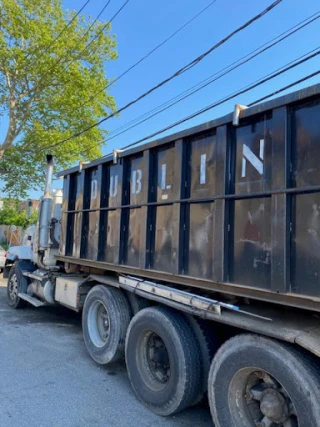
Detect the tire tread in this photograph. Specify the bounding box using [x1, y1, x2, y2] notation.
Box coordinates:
[126, 306, 202, 416]
[208, 334, 320, 427]
[82, 285, 131, 365]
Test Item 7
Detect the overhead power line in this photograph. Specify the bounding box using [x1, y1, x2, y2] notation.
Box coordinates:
[43, 0, 121, 76]
[11, 1, 215, 125]
[35, 0, 126, 86]
[31, 0, 114, 90]
[117, 49, 320, 152]
[24, 0, 124, 120]
[80, 10, 320, 156]
[102, 11, 320, 144]
[75, 0, 218, 112]
[0, 0, 124, 159]
[0, 0, 93, 116]
[43, 0, 283, 151]
[25, 0, 91, 71]
[109, 0, 130, 22]
[32, 0, 128, 105]
[81, 45, 320, 159]
[51, 0, 217, 137]
[17, 10, 317, 143]
[61, 0, 113, 66]
[65, 0, 130, 66]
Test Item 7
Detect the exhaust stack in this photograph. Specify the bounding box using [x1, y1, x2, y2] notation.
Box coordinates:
[39, 155, 54, 250]
[44, 154, 54, 197]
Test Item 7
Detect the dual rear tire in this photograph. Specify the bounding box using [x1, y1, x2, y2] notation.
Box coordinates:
[125, 306, 202, 416]
[82, 285, 131, 364]
[82, 286, 320, 425]
[83, 287, 217, 415]
[208, 334, 320, 427]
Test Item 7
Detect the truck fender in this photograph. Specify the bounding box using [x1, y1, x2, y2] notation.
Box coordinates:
[3, 254, 18, 278]
[6, 253, 18, 264]
[13, 260, 37, 293]
[4, 258, 35, 280]
[6, 245, 32, 263]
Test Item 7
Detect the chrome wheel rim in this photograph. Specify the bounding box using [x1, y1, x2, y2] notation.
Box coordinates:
[87, 300, 110, 348]
[8, 273, 18, 301]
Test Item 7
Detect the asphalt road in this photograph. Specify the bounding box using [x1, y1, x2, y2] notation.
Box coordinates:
[0, 276, 213, 427]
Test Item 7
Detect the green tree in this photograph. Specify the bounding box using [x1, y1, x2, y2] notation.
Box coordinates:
[28, 209, 39, 225]
[0, 199, 28, 227]
[0, 199, 39, 228]
[0, 0, 117, 197]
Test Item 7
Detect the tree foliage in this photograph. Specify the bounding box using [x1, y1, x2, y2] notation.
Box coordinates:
[0, 198, 38, 228]
[0, 0, 117, 196]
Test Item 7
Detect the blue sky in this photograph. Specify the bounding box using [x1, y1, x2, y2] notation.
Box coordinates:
[2, 0, 320, 198]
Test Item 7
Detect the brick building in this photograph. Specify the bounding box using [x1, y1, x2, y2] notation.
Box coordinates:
[19, 199, 40, 218]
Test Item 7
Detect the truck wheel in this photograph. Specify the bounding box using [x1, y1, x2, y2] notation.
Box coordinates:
[125, 306, 201, 416]
[82, 285, 131, 365]
[185, 315, 220, 405]
[208, 334, 320, 427]
[7, 262, 30, 309]
[126, 292, 150, 315]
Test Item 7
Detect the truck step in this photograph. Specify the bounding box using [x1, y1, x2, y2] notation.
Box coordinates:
[23, 270, 48, 281]
[18, 293, 46, 307]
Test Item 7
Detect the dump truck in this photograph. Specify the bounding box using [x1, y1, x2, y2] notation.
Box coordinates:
[5, 83, 320, 427]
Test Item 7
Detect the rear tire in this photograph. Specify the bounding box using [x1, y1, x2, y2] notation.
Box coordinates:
[82, 285, 131, 365]
[185, 315, 220, 405]
[125, 306, 201, 416]
[208, 334, 320, 427]
[126, 292, 150, 315]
